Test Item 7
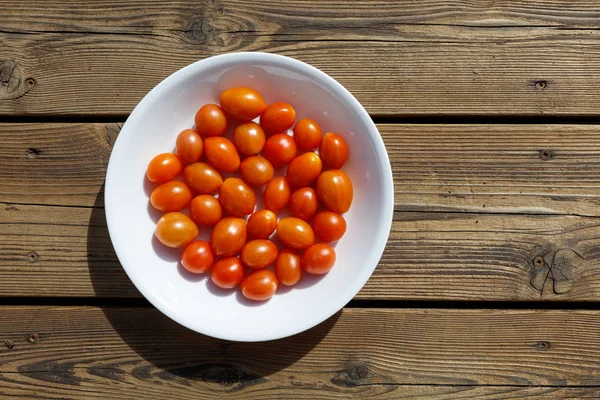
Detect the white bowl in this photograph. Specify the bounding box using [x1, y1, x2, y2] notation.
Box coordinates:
[105, 52, 394, 342]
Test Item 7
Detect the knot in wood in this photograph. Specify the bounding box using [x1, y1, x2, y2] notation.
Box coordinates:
[4, 340, 15, 349]
[331, 363, 369, 387]
[0, 60, 22, 96]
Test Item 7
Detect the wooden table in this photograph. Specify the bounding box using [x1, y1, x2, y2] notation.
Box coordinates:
[2, 1, 600, 398]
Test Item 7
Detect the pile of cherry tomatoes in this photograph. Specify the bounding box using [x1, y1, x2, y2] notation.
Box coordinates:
[146, 87, 353, 301]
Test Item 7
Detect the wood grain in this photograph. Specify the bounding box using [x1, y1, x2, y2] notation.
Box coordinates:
[2, 1, 600, 115]
[0, 307, 599, 399]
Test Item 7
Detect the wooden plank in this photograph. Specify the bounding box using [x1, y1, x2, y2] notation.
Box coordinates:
[2, 1, 600, 115]
[3, 202, 600, 300]
[0, 307, 599, 399]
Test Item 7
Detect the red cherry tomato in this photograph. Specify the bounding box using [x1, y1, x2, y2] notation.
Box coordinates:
[302, 243, 336, 275]
[241, 269, 278, 301]
[263, 176, 291, 212]
[204, 137, 240, 172]
[147, 153, 184, 183]
[288, 187, 318, 220]
[286, 152, 322, 188]
[210, 257, 244, 289]
[189, 195, 222, 226]
[211, 217, 247, 256]
[247, 210, 277, 239]
[240, 156, 274, 187]
[293, 118, 322, 150]
[260, 102, 296, 135]
[241, 239, 279, 269]
[320, 133, 349, 169]
[155, 212, 199, 248]
[194, 104, 227, 137]
[184, 162, 223, 194]
[181, 241, 214, 273]
[263, 134, 297, 168]
[219, 177, 256, 216]
[275, 249, 302, 286]
[316, 169, 354, 213]
[150, 181, 192, 212]
[176, 129, 203, 164]
[233, 122, 266, 156]
[220, 87, 267, 121]
[312, 211, 347, 242]
[276, 217, 315, 250]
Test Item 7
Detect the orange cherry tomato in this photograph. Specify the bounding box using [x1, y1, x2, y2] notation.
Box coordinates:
[276, 217, 315, 250]
[260, 102, 296, 135]
[302, 243, 336, 275]
[241, 239, 279, 269]
[147, 153, 184, 183]
[150, 181, 192, 212]
[210, 257, 244, 289]
[155, 212, 199, 248]
[219, 177, 256, 216]
[316, 169, 354, 213]
[263, 134, 297, 168]
[184, 162, 223, 194]
[312, 211, 347, 242]
[189, 194, 222, 226]
[176, 129, 203, 164]
[233, 122, 266, 155]
[275, 249, 302, 286]
[204, 137, 240, 172]
[288, 187, 318, 220]
[320, 132, 349, 169]
[220, 87, 267, 121]
[286, 152, 322, 188]
[181, 240, 214, 273]
[194, 104, 227, 137]
[263, 176, 290, 212]
[247, 210, 277, 239]
[240, 156, 274, 187]
[241, 269, 278, 301]
[211, 217, 247, 257]
[293, 118, 322, 150]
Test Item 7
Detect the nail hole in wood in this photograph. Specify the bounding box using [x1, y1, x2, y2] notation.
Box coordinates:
[535, 341, 550, 351]
[535, 80, 547, 89]
[24, 78, 35, 89]
[539, 150, 552, 161]
[27, 333, 39, 344]
[533, 256, 545, 268]
[27, 251, 38, 263]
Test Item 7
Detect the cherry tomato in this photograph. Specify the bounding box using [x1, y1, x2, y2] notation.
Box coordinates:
[220, 87, 267, 121]
[263, 134, 297, 168]
[286, 152, 322, 188]
[320, 133, 349, 169]
[233, 122, 266, 155]
[147, 153, 184, 183]
[194, 104, 227, 137]
[288, 187, 318, 220]
[260, 102, 296, 135]
[176, 129, 203, 164]
[247, 210, 277, 239]
[276, 217, 315, 249]
[263, 176, 291, 212]
[189, 194, 222, 226]
[302, 244, 336, 275]
[241, 269, 278, 301]
[210, 257, 244, 289]
[150, 181, 192, 212]
[181, 241, 214, 273]
[316, 169, 354, 213]
[219, 177, 256, 216]
[293, 118, 322, 150]
[184, 162, 223, 194]
[155, 212, 199, 248]
[204, 137, 240, 172]
[241, 239, 279, 269]
[275, 249, 302, 286]
[312, 211, 347, 242]
[240, 156, 274, 187]
[211, 217, 247, 256]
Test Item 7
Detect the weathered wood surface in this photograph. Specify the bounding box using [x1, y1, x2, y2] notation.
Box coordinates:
[2, 1, 600, 116]
[1, 307, 599, 399]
